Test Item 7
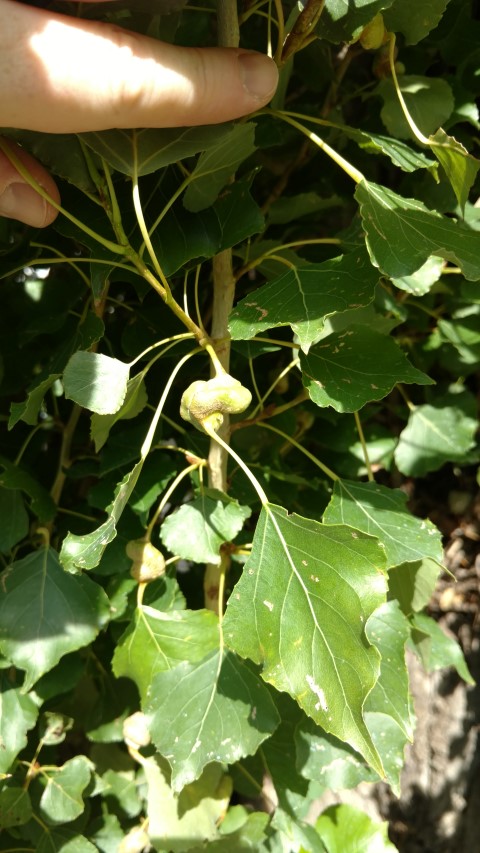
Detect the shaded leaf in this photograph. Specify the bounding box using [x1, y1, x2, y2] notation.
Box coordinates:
[9, 373, 61, 428]
[146, 650, 280, 791]
[377, 76, 454, 140]
[0, 549, 110, 690]
[82, 125, 233, 176]
[0, 673, 38, 773]
[323, 480, 444, 568]
[229, 250, 379, 352]
[0, 488, 29, 552]
[37, 828, 98, 853]
[113, 607, 219, 703]
[410, 612, 474, 684]
[295, 718, 378, 790]
[224, 505, 387, 776]
[317, 0, 396, 43]
[346, 128, 437, 174]
[356, 180, 480, 279]
[384, 0, 452, 44]
[0, 786, 32, 828]
[300, 326, 432, 412]
[39, 756, 93, 825]
[0, 456, 56, 522]
[271, 808, 327, 852]
[63, 351, 130, 415]
[183, 123, 256, 212]
[160, 490, 251, 565]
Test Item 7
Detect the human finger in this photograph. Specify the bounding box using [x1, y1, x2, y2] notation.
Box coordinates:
[0, 140, 60, 227]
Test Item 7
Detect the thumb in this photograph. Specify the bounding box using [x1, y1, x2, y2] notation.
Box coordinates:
[3, 2, 279, 132]
[0, 142, 60, 227]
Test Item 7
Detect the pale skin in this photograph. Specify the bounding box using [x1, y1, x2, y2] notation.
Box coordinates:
[0, 0, 278, 227]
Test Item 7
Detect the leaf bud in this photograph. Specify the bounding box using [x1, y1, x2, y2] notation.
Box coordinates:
[180, 374, 252, 433]
[126, 539, 166, 582]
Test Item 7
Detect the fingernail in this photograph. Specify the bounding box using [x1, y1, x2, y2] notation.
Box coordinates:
[239, 52, 279, 102]
[0, 182, 48, 227]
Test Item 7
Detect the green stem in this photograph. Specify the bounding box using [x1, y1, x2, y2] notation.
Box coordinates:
[0, 138, 127, 255]
[256, 421, 338, 481]
[354, 410, 374, 482]
[388, 34, 429, 146]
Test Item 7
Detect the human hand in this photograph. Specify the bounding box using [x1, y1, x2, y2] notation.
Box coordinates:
[0, 0, 278, 227]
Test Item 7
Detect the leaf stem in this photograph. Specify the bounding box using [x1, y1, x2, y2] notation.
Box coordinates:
[256, 421, 338, 481]
[145, 460, 204, 542]
[388, 33, 429, 146]
[354, 410, 374, 482]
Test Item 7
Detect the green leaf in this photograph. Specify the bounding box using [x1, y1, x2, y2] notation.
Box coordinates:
[199, 809, 269, 851]
[323, 480, 444, 569]
[60, 461, 143, 571]
[377, 76, 454, 140]
[0, 456, 56, 522]
[223, 505, 387, 776]
[146, 650, 280, 791]
[113, 607, 219, 703]
[0, 548, 110, 690]
[229, 250, 379, 352]
[39, 756, 93, 825]
[300, 326, 433, 412]
[9, 373, 61, 428]
[151, 176, 264, 276]
[429, 128, 480, 211]
[63, 351, 130, 415]
[0, 673, 39, 773]
[0, 786, 32, 828]
[410, 612, 474, 684]
[145, 756, 231, 853]
[388, 558, 442, 615]
[317, 0, 396, 43]
[363, 711, 408, 796]
[384, 0, 452, 43]
[438, 312, 480, 368]
[0, 488, 29, 552]
[356, 180, 480, 280]
[365, 601, 414, 740]
[295, 719, 378, 790]
[3, 130, 95, 192]
[394, 388, 478, 476]
[271, 808, 327, 853]
[101, 768, 142, 818]
[346, 128, 438, 174]
[36, 828, 98, 853]
[81, 124, 234, 176]
[90, 373, 148, 452]
[392, 256, 444, 296]
[160, 490, 251, 565]
[183, 123, 256, 212]
[315, 803, 398, 852]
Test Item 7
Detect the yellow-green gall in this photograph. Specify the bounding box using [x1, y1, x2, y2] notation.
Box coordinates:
[359, 13, 386, 50]
[180, 374, 252, 433]
[126, 539, 166, 582]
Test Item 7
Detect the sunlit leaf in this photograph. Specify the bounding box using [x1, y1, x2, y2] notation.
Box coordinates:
[429, 128, 480, 211]
[392, 256, 444, 296]
[113, 607, 219, 703]
[356, 180, 480, 279]
[295, 718, 378, 790]
[39, 756, 93, 825]
[315, 803, 398, 852]
[0, 673, 38, 773]
[145, 756, 231, 852]
[224, 505, 387, 776]
[410, 612, 474, 684]
[90, 372, 148, 452]
[63, 351, 130, 415]
[317, 0, 396, 43]
[394, 389, 478, 476]
[0, 549, 110, 690]
[160, 490, 251, 565]
[388, 558, 442, 616]
[323, 480, 444, 568]
[300, 326, 432, 412]
[229, 250, 379, 352]
[146, 650, 280, 790]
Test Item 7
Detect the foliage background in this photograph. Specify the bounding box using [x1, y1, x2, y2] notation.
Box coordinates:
[0, 0, 479, 851]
